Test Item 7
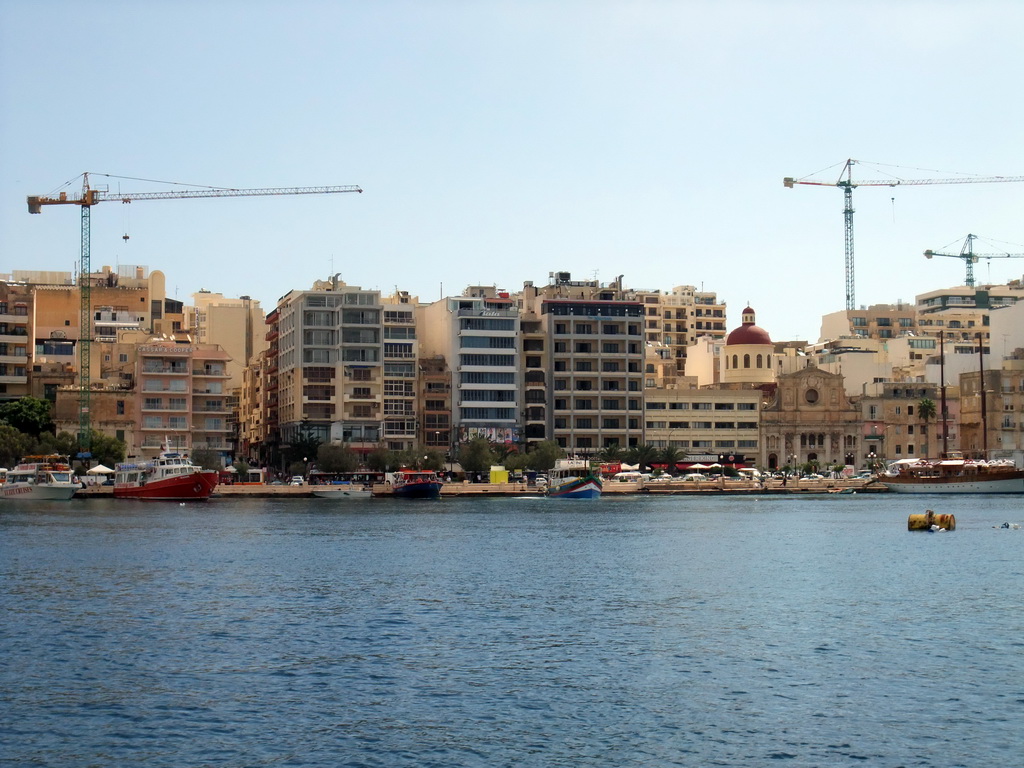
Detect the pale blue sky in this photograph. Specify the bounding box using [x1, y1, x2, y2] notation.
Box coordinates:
[3, 1, 1024, 342]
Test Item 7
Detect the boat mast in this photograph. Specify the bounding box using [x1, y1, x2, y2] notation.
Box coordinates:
[939, 331, 948, 458]
[978, 332, 988, 459]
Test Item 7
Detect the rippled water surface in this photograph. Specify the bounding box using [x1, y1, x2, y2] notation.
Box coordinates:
[2, 494, 1023, 767]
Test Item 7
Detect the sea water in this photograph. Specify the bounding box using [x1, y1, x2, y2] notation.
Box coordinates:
[2, 494, 1023, 767]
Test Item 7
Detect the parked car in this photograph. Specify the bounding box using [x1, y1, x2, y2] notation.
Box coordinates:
[801, 473, 824, 480]
[289, 476, 305, 486]
[680, 473, 706, 482]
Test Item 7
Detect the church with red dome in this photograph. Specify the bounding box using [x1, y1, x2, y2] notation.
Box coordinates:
[722, 306, 775, 384]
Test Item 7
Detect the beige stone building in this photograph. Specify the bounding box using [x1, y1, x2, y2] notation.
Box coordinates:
[645, 384, 761, 466]
[0, 282, 32, 402]
[819, 302, 917, 342]
[189, 291, 267, 391]
[859, 381, 948, 465]
[760, 367, 862, 471]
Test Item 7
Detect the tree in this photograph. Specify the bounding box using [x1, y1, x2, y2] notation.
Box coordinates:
[36, 431, 78, 458]
[458, 436, 496, 475]
[625, 444, 660, 471]
[317, 443, 361, 473]
[657, 445, 682, 472]
[87, 431, 126, 469]
[190, 447, 221, 471]
[420, 449, 447, 471]
[0, 396, 52, 437]
[918, 397, 936, 458]
[365, 445, 394, 472]
[596, 444, 625, 463]
[0, 424, 34, 468]
[524, 440, 564, 471]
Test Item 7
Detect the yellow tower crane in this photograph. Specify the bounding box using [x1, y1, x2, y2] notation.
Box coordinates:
[27, 172, 362, 454]
[784, 159, 1024, 311]
[924, 233, 1024, 287]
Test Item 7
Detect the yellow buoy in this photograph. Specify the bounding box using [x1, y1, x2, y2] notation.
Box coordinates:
[908, 509, 956, 531]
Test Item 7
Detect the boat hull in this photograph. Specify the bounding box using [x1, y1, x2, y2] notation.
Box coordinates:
[312, 487, 373, 500]
[547, 477, 602, 499]
[880, 475, 1024, 494]
[1, 483, 80, 501]
[114, 470, 219, 500]
[392, 482, 443, 499]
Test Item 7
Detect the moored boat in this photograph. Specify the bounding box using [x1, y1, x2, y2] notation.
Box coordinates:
[312, 485, 373, 500]
[547, 459, 602, 499]
[1, 455, 81, 500]
[114, 451, 219, 500]
[391, 469, 443, 499]
[879, 456, 1024, 494]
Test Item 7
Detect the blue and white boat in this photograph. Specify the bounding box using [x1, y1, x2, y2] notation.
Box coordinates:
[547, 459, 602, 499]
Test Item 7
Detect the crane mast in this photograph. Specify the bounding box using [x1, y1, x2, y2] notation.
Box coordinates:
[784, 159, 1024, 311]
[27, 172, 362, 453]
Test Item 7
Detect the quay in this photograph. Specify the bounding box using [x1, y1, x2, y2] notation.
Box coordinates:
[75, 477, 885, 499]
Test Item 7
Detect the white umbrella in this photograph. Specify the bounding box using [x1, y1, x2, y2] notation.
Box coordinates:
[688, 463, 709, 469]
[86, 464, 114, 474]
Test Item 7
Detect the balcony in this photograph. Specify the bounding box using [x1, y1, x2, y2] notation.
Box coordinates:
[193, 368, 228, 377]
[142, 364, 189, 375]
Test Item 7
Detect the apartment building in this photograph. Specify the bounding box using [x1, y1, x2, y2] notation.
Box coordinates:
[632, 285, 727, 380]
[381, 291, 419, 451]
[274, 279, 385, 454]
[420, 286, 520, 447]
[959, 353, 1024, 463]
[135, 339, 232, 457]
[645, 385, 761, 462]
[819, 302, 918, 342]
[520, 273, 644, 454]
[0, 282, 31, 401]
[190, 291, 267, 390]
[859, 381, 949, 464]
[916, 282, 1024, 345]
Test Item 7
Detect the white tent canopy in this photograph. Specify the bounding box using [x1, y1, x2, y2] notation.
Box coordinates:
[86, 464, 114, 474]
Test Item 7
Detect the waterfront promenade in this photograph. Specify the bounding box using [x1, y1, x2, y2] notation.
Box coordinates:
[76, 476, 884, 498]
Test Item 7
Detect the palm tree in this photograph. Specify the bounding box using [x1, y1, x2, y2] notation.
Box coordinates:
[658, 445, 682, 474]
[917, 398, 936, 458]
[625, 444, 660, 472]
[596, 444, 625, 463]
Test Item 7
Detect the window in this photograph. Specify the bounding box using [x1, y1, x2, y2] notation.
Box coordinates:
[116, 400, 125, 415]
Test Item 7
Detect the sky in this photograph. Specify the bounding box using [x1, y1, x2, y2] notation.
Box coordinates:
[3, 1, 1024, 343]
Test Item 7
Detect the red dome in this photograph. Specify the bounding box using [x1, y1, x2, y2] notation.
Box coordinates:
[726, 306, 772, 345]
[727, 325, 773, 345]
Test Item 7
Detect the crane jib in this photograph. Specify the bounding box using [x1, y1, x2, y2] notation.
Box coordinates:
[28, 185, 362, 212]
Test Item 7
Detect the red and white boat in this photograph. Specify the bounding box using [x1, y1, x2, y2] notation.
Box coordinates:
[114, 451, 219, 500]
